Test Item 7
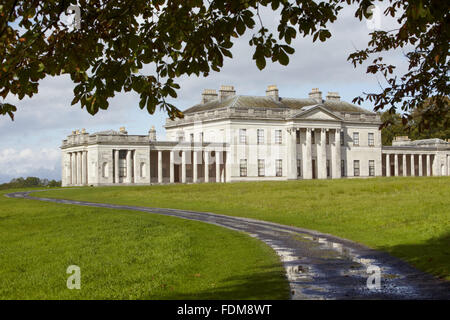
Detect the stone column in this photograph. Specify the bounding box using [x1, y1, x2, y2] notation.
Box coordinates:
[215, 151, 221, 182]
[181, 150, 186, 183]
[418, 154, 423, 176]
[332, 129, 341, 179]
[402, 154, 407, 176]
[410, 154, 415, 176]
[77, 151, 82, 185]
[223, 151, 233, 182]
[426, 154, 431, 176]
[221, 152, 226, 182]
[126, 150, 132, 183]
[169, 151, 175, 183]
[394, 154, 399, 176]
[133, 150, 138, 183]
[193, 151, 198, 183]
[287, 129, 297, 179]
[442, 155, 447, 177]
[303, 128, 312, 179]
[386, 154, 391, 176]
[158, 150, 163, 183]
[114, 150, 120, 183]
[82, 151, 88, 185]
[317, 128, 326, 179]
[447, 155, 450, 176]
[72, 152, 76, 185]
[69, 153, 73, 185]
[204, 150, 209, 183]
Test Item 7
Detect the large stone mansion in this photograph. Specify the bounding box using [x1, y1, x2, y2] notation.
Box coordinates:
[61, 86, 450, 186]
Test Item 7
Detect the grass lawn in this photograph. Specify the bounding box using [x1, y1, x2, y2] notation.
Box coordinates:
[39, 177, 450, 281]
[0, 189, 289, 299]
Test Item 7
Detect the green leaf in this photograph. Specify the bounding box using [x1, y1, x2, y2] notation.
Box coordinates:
[256, 56, 266, 70]
[236, 19, 245, 36]
[278, 50, 289, 66]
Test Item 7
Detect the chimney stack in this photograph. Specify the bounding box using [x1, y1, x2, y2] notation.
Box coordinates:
[219, 85, 236, 101]
[309, 88, 322, 102]
[119, 127, 128, 134]
[201, 89, 218, 104]
[266, 85, 279, 101]
[148, 126, 157, 141]
[326, 91, 340, 101]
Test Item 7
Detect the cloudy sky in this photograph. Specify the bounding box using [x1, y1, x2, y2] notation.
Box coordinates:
[0, 3, 404, 183]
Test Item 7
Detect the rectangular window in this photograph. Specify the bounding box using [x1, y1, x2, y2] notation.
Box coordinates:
[119, 159, 126, 177]
[353, 160, 360, 176]
[296, 130, 301, 144]
[368, 132, 374, 146]
[326, 160, 330, 177]
[297, 159, 302, 177]
[340, 131, 344, 146]
[275, 130, 282, 144]
[311, 130, 316, 144]
[240, 159, 247, 177]
[258, 159, 265, 177]
[326, 132, 330, 145]
[239, 129, 247, 144]
[257, 129, 264, 144]
[341, 160, 345, 177]
[369, 160, 375, 176]
[276, 159, 282, 177]
[353, 132, 359, 146]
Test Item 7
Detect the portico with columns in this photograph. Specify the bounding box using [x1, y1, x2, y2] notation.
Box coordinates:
[382, 137, 450, 177]
[61, 128, 228, 186]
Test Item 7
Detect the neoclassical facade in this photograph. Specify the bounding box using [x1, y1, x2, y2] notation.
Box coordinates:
[61, 86, 450, 186]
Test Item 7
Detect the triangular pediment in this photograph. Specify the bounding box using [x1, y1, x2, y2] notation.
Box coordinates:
[291, 105, 343, 121]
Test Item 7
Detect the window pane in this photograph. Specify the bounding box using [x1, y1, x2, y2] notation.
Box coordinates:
[369, 160, 375, 176]
[276, 159, 282, 177]
[368, 133, 374, 146]
[257, 129, 264, 144]
[297, 159, 302, 177]
[239, 129, 247, 144]
[353, 160, 360, 176]
[353, 132, 359, 146]
[240, 159, 247, 177]
[258, 159, 265, 176]
[275, 130, 282, 144]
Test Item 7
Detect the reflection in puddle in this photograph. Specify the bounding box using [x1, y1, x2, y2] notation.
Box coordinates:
[257, 237, 326, 300]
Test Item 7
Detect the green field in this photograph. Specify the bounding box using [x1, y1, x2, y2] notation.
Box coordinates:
[39, 177, 450, 280]
[0, 189, 288, 299]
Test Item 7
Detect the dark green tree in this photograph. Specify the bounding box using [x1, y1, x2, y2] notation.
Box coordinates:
[381, 97, 450, 145]
[1, 0, 448, 127]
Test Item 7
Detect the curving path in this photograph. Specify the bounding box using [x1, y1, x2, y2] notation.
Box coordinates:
[5, 190, 450, 300]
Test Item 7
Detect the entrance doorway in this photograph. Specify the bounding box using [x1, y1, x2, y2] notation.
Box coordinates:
[312, 159, 317, 179]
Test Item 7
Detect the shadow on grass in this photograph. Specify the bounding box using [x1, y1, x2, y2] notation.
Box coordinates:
[379, 232, 450, 281]
[155, 264, 290, 300]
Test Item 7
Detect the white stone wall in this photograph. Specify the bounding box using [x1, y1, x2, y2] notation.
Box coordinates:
[342, 124, 382, 177]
